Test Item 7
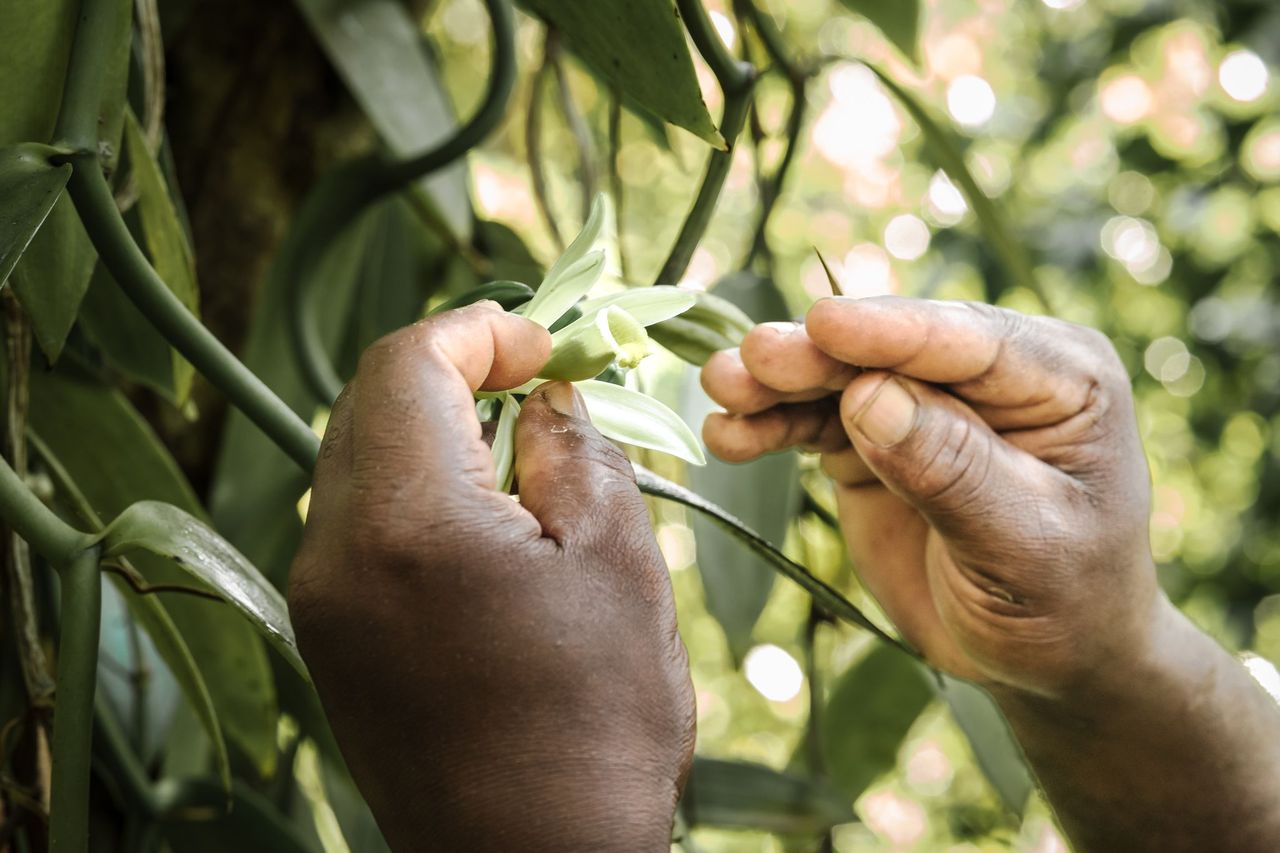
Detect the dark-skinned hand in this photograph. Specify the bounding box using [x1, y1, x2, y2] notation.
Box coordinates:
[701, 296, 1280, 852]
[289, 302, 695, 852]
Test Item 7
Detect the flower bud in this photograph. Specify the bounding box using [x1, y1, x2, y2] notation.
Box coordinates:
[539, 306, 651, 381]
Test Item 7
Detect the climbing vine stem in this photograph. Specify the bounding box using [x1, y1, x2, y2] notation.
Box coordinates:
[48, 547, 103, 853]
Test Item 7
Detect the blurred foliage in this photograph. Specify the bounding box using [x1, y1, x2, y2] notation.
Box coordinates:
[3, 0, 1280, 849]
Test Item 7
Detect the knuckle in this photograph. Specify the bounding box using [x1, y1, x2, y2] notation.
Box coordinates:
[915, 416, 993, 514]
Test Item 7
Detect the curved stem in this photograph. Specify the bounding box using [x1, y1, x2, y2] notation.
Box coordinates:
[49, 547, 103, 853]
[527, 36, 564, 252]
[654, 87, 753, 284]
[0, 457, 92, 567]
[550, 39, 599, 221]
[288, 0, 517, 406]
[65, 162, 322, 471]
[676, 0, 752, 93]
[608, 93, 628, 281]
[376, 0, 515, 190]
[53, 0, 130, 150]
[633, 463, 913, 656]
[656, 0, 757, 285]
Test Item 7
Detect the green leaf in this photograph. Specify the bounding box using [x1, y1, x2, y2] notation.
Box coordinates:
[121, 109, 199, 402]
[30, 428, 232, 793]
[95, 501, 305, 678]
[428, 280, 534, 316]
[518, 0, 722, 147]
[868, 64, 1040, 299]
[0, 0, 76, 145]
[77, 262, 182, 401]
[491, 394, 520, 492]
[156, 778, 321, 852]
[577, 379, 705, 465]
[838, 0, 920, 64]
[682, 757, 854, 835]
[294, 0, 471, 239]
[474, 219, 544, 285]
[682, 272, 799, 662]
[338, 196, 445, 376]
[5, 0, 132, 361]
[0, 144, 70, 286]
[938, 675, 1034, 816]
[209, 193, 396, 590]
[821, 645, 934, 801]
[29, 371, 280, 777]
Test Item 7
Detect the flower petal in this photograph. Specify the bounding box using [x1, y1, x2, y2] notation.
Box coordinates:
[577, 380, 706, 466]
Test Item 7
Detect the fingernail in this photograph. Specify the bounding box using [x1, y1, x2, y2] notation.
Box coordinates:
[760, 320, 803, 336]
[852, 378, 917, 447]
[540, 381, 589, 419]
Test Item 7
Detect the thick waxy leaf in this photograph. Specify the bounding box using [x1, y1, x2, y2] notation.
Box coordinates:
[683, 272, 799, 662]
[95, 501, 304, 677]
[5, 0, 132, 360]
[156, 778, 320, 852]
[518, 0, 721, 147]
[682, 757, 854, 835]
[838, 0, 921, 64]
[30, 372, 279, 776]
[120, 109, 199, 399]
[939, 675, 1034, 816]
[868, 65, 1039, 299]
[32, 427, 232, 792]
[578, 379, 705, 465]
[210, 194, 420, 591]
[0, 0, 76, 145]
[295, 0, 471, 238]
[0, 144, 70, 286]
[821, 646, 934, 801]
[429, 280, 534, 315]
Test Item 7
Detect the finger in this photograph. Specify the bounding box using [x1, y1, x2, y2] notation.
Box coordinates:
[832, 486, 975, 676]
[348, 302, 551, 496]
[701, 348, 830, 415]
[806, 297, 1123, 429]
[703, 401, 848, 464]
[302, 384, 356, 547]
[514, 382, 658, 556]
[838, 371, 1067, 604]
[819, 446, 876, 486]
[738, 322, 860, 393]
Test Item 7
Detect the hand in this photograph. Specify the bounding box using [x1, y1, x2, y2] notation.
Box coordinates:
[289, 303, 695, 852]
[701, 296, 1158, 698]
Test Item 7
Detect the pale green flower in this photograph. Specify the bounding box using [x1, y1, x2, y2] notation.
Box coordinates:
[485, 195, 705, 490]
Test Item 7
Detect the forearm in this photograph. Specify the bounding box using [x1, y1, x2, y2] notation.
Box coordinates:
[996, 597, 1280, 852]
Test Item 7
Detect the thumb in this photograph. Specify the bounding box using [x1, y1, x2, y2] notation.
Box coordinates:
[514, 381, 654, 549]
[839, 372, 1058, 581]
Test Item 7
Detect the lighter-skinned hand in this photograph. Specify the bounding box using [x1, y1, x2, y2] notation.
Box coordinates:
[701, 296, 1157, 698]
[289, 302, 694, 852]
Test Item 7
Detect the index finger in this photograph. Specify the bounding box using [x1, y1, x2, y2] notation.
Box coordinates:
[345, 302, 551, 495]
[805, 296, 1125, 429]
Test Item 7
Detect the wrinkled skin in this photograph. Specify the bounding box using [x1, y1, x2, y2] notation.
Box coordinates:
[702, 296, 1280, 852]
[289, 303, 694, 852]
[291, 296, 1280, 853]
[702, 296, 1155, 696]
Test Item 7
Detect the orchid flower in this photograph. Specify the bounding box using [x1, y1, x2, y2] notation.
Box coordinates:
[484, 196, 706, 490]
